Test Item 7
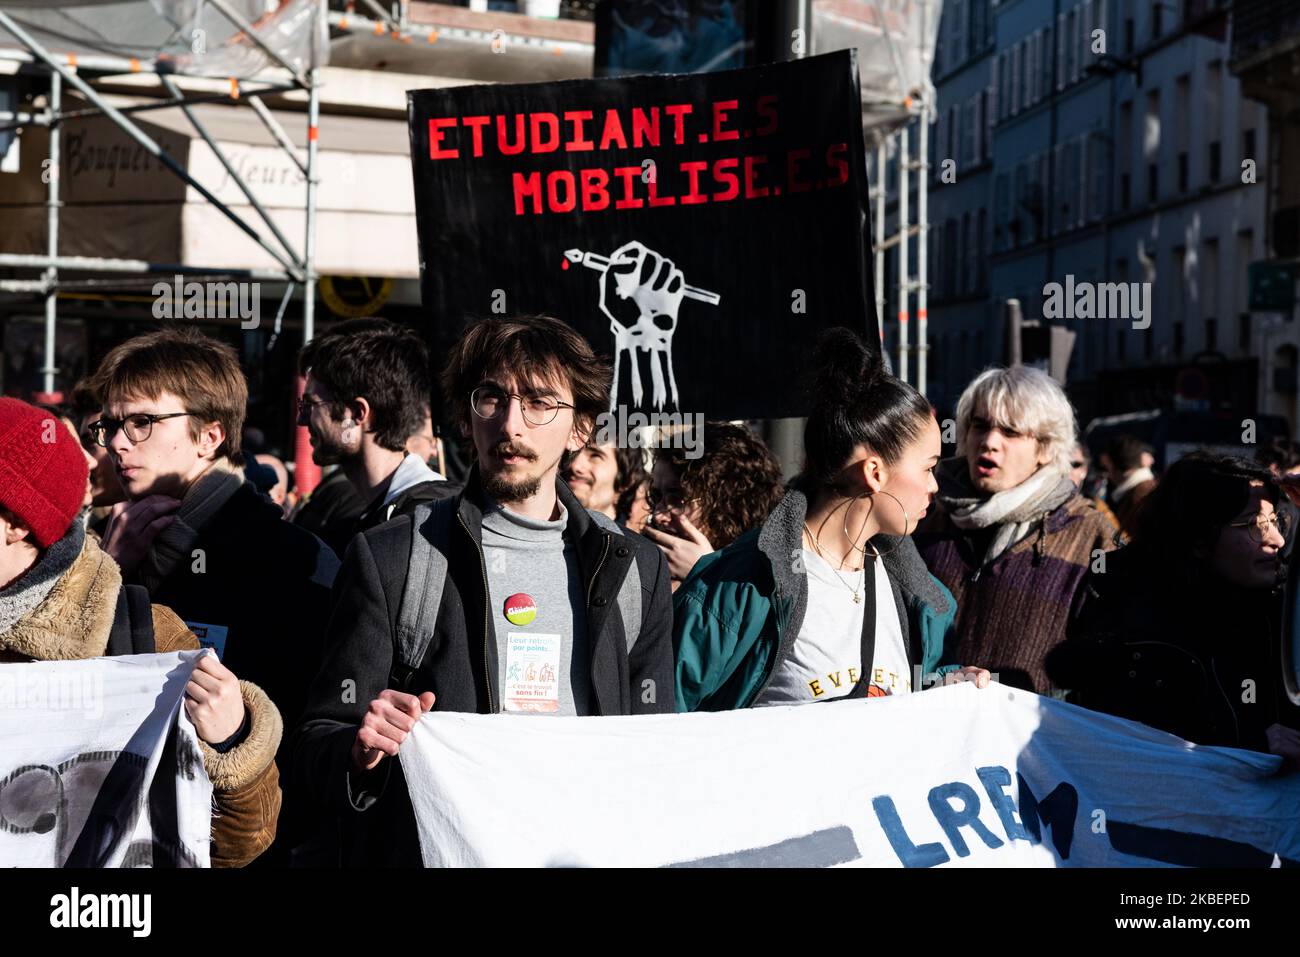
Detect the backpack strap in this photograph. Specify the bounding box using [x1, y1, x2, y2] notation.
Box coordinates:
[390, 498, 456, 692]
[106, 584, 157, 657]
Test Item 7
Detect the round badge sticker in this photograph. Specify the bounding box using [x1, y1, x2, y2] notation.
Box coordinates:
[504, 593, 537, 626]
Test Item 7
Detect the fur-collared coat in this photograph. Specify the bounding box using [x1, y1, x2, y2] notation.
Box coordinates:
[0, 533, 283, 867]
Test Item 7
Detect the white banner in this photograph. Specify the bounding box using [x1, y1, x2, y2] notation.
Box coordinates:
[401, 683, 1300, 867]
[0, 652, 212, 868]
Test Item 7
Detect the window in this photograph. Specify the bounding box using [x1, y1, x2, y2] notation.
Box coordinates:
[1056, 13, 1067, 91]
[1065, 9, 1078, 84]
[1145, 89, 1161, 202]
[981, 90, 992, 161]
[1124, 17, 1134, 53]
[976, 208, 988, 288]
[994, 173, 1010, 250]
[1014, 163, 1028, 245]
[1243, 127, 1257, 164]
[1119, 100, 1133, 208]
[1203, 238, 1220, 337]
[1206, 61, 1223, 183]
[964, 97, 978, 166]
[1153, 3, 1164, 40]
[993, 53, 1003, 126]
[1173, 321, 1184, 357]
[1011, 42, 1022, 114]
[1042, 24, 1054, 93]
[950, 0, 966, 66]
[1240, 312, 1251, 350]
[971, 0, 988, 55]
[962, 212, 974, 292]
[945, 219, 959, 294]
[1176, 74, 1190, 192]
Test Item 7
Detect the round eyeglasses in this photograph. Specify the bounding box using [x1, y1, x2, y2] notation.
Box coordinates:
[470, 387, 573, 427]
[88, 412, 193, 447]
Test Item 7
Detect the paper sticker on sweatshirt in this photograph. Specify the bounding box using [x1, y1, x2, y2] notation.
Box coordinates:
[184, 622, 228, 661]
[503, 632, 560, 713]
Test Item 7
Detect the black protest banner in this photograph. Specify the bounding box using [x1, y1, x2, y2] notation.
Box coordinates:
[408, 50, 874, 421]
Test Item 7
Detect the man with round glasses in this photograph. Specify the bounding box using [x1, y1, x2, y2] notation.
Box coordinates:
[293, 314, 675, 867]
[89, 326, 341, 866]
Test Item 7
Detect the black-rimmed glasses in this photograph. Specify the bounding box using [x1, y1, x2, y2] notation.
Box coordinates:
[88, 412, 193, 447]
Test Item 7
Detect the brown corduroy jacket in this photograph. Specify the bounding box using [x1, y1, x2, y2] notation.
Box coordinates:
[0, 532, 282, 867]
[915, 493, 1120, 695]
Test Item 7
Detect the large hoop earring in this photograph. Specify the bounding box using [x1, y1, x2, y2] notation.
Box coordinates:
[842, 492, 874, 557]
[858, 489, 911, 560]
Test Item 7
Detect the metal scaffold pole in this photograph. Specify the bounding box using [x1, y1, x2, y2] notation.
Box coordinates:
[897, 120, 910, 384]
[875, 141, 886, 344]
[39, 70, 60, 399]
[293, 1, 325, 497]
[916, 96, 930, 397]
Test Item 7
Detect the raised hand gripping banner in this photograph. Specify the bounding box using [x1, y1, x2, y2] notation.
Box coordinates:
[0, 652, 213, 868]
[407, 50, 875, 421]
[400, 683, 1300, 867]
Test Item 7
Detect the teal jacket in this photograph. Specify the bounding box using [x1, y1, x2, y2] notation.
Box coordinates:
[673, 489, 962, 712]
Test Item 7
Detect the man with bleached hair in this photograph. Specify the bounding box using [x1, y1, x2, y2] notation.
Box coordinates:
[914, 366, 1117, 695]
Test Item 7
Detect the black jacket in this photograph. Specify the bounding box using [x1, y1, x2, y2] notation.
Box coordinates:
[130, 481, 340, 731]
[1047, 544, 1300, 751]
[291, 469, 675, 866]
[354, 478, 462, 535]
[291, 469, 365, 559]
[129, 481, 341, 864]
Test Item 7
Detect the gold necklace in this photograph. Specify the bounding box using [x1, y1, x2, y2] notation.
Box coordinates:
[803, 521, 864, 603]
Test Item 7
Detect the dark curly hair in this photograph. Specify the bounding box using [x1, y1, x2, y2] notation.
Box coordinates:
[655, 422, 784, 548]
[1132, 451, 1279, 569]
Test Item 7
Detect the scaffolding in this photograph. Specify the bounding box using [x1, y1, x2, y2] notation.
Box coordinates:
[814, 0, 940, 393]
[0, 0, 327, 395]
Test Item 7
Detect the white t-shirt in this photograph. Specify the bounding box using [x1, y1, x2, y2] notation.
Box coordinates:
[754, 547, 912, 706]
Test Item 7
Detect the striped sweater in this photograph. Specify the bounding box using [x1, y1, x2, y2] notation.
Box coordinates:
[914, 493, 1118, 695]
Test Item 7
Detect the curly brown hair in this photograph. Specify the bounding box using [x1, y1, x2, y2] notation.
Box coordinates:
[655, 422, 784, 548]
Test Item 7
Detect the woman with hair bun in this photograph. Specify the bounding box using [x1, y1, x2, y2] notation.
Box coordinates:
[672, 329, 989, 712]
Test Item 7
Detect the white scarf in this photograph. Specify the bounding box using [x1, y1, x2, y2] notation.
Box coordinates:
[936, 459, 1076, 566]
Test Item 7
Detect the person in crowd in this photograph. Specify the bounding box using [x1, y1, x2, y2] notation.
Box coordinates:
[1071, 441, 1121, 537]
[0, 397, 282, 866]
[252, 453, 290, 512]
[914, 365, 1117, 695]
[645, 421, 785, 590]
[87, 327, 340, 866]
[294, 319, 455, 554]
[1259, 436, 1300, 560]
[289, 465, 365, 558]
[673, 329, 989, 712]
[1048, 452, 1300, 765]
[406, 406, 444, 474]
[616, 447, 652, 533]
[1102, 434, 1158, 536]
[68, 379, 126, 535]
[292, 314, 675, 867]
[564, 440, 650, 531]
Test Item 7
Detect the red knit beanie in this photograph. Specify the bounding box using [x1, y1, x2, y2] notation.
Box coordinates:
[0, 398, 89, 548]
